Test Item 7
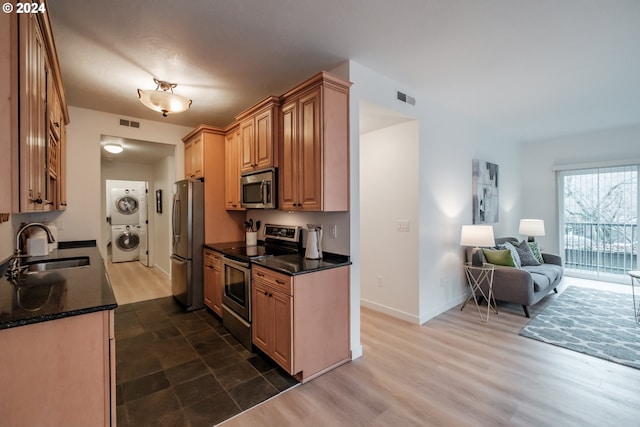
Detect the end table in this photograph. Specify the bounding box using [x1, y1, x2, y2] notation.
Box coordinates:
[461, 262, 498, 322]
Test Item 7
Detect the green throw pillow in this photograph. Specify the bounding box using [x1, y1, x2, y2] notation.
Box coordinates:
[482, 248, 516, 267]
[528, 241, 544, 264]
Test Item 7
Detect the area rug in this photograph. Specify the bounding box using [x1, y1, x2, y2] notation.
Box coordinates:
[520, 286, 640, 370]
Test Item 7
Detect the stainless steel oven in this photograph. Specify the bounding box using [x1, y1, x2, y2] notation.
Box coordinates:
[221, 256, 252, 349]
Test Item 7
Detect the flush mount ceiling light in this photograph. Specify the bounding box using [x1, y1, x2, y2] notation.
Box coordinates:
[103, 143, 124, 154]
[137, 78, 192, 117]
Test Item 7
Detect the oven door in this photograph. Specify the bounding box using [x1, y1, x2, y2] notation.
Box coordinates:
[221, 256, 251, 321]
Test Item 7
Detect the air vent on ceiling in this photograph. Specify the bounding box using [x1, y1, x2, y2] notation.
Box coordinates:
[396, 91, 416, 106]
[119, 119, 140, 128]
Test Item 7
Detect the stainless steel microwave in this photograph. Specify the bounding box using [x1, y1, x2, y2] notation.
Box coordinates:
[241, 168, 276, 209]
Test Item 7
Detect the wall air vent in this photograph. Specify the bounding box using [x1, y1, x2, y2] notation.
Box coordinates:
[396, 91, 416, 106]
[119, 119, 140, 128]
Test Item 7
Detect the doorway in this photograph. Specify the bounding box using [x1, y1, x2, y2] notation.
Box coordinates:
[359, 101, 420, 321]
[100, 135, 176, 303]
[559, 164, 639, 283]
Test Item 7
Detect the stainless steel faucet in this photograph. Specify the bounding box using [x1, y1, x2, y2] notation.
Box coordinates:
[6, 223, 56, 279]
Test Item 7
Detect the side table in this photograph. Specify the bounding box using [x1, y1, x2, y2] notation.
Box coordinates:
[628, 271, 640, 324]
[461, 262, 498, 322]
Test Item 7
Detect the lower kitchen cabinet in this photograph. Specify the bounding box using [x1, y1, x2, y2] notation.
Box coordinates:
[204, 248, 223, 316]
[0, 310, 116, 426]
[251, 264, 350, 383]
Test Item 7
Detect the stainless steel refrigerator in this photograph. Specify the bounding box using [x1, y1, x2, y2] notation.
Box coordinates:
[171, 179, 204, 311]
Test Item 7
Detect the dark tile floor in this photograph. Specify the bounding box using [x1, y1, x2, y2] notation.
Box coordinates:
[115, 297, 298, 427]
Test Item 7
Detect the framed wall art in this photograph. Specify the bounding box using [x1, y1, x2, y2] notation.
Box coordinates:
[472, 159, 499, 224]
[156, 189, 162, 213]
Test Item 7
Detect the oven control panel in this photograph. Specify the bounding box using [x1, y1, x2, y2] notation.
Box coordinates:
[264, 224, 300, 243]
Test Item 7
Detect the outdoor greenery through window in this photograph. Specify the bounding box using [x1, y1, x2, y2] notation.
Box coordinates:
[560, 165, 639, 283]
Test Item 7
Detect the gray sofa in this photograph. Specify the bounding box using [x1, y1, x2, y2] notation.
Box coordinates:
[465, 237, 564, 317]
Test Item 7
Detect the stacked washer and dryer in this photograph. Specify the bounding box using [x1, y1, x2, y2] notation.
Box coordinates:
[110, 182, 149, 266]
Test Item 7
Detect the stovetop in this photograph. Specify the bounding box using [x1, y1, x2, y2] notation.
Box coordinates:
[214, 224, 301, 262]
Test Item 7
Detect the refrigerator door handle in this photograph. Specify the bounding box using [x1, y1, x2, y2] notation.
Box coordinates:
[172, 192, 181, 243]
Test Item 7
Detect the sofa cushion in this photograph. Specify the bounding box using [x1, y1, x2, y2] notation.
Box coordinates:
[528, 241, 544, 264]
[522, 264, 563, 291]
[499, 241, 521, 268]
[482, 248, 517, 267]
[513, 240, 541, 266]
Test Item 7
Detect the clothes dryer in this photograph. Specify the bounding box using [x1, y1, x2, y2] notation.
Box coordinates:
[111, 224, 141, 263]
[111, 186, 146, 225]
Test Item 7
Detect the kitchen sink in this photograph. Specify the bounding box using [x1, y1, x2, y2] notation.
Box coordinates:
[24, 256, 90, 272]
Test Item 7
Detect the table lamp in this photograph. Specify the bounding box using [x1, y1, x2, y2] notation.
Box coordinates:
[519, 219, 545, 242]
[460, 225, 495, 266]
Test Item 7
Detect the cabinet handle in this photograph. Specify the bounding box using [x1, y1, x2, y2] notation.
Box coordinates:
[276, 279, 286, 285]
[257, 272, 265, 277]
[54, 122, 60, 128]
[263, 290, 268, 296]
[206, 264, 213, 268]
[60, 203, 67, 206]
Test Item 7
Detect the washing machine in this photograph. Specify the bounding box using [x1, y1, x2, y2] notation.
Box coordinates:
[111, 224, 141, 263]
[111, 186, 146, 225]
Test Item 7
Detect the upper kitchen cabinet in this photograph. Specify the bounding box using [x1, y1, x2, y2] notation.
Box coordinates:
[1, 9, 70, 213]
[279, 72, 351, 212]
[182, 125, 246, 243]
[236, 96, 279, 174]
[183, 131, 204, 179]
[224, 124, 244, 210]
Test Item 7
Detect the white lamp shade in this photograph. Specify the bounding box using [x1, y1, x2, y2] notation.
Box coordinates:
[460, 225, 495, 247]
[519, 219, 545, 237]
[138, 89, 192, 116]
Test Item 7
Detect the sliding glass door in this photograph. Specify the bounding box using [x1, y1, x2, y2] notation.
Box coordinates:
[559, 165, 638, 283]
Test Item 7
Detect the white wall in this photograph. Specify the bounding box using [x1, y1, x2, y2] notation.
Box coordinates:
[522, 123, 640, 255]
[152, 156, 175, 275]
[63, 107, 191, 257]
[347, 60, 523, 328]
[360, 120, 420, 321]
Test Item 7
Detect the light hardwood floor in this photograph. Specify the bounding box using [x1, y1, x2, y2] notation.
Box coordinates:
[106, 259, 171, 305]
[221, 277, 640, 427]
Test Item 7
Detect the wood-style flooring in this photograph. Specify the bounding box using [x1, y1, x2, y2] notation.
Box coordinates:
[106, 259, 172, 305]
[221, 277, 640, 427]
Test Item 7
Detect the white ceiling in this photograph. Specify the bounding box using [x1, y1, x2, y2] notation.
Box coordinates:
[49, 0, 640, 142]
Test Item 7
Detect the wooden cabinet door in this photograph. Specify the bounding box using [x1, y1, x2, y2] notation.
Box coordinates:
[203, 250, 223, 316]
[224, 129, 243, 210]
[184, 141, 194, 178]
[271, 289, 293, 371]
[252, 281, 271, 353]
[203, 250, 215, 310]
[297, 87, 322, 211]
[254, 108, 273, 170]
[280, 100, 298, 210]
[240, 118, 255, 172]
[191, 135, 203, 178]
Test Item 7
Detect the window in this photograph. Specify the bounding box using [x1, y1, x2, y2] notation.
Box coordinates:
[559, 165, 638, 282]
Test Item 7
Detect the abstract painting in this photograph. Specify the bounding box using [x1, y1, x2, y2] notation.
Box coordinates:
[472, 159, 499, 224]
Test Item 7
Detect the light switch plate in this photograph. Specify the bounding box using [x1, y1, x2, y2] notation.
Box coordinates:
[396, 220, 410, 232]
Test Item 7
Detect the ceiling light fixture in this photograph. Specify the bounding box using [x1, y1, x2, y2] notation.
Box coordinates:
[103, 143, 124, 154]
[137, 78, 192, 117]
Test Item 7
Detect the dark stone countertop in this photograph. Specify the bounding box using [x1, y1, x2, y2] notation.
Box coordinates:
[0, 241, 117, 330]
[253, 252, 351, 276]
[204, 241, 350, 276]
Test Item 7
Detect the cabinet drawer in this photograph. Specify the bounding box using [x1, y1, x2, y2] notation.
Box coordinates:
[204, 249, 222, 268]
[252, 265, 292, 295]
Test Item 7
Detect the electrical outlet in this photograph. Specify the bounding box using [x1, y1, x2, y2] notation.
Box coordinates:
[377, 275, 383, 287]
[396, 220, 410, 232]
[56, 220, 64, 230]
[327, 224, 337, 239]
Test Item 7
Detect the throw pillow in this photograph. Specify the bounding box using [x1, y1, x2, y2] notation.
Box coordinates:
[513, 240, 541, 266]
[499, 241, 521, 268]
[528, 241, 544, 264]
[482, 248, 517, 267]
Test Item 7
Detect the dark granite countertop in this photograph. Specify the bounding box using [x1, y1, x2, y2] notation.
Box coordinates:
[0, 241, 117, 330]
[253, 252, 351, 276]
[204, 241, 247, 252]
